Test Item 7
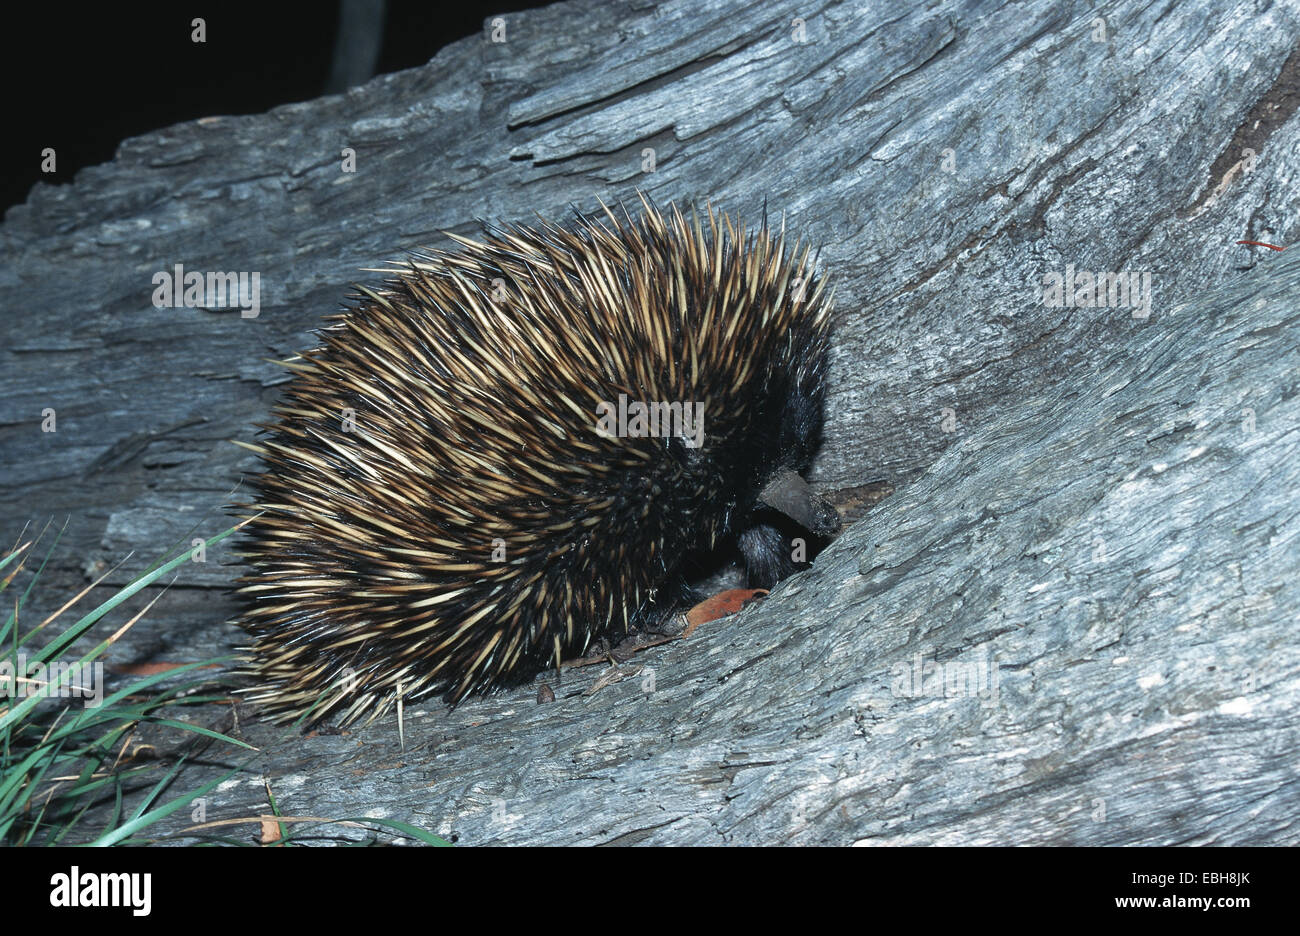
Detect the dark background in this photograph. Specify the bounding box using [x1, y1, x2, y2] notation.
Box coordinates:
[2, 1, 543, 216]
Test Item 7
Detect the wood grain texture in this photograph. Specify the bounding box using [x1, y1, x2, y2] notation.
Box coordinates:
[1, 0, 1296, 844]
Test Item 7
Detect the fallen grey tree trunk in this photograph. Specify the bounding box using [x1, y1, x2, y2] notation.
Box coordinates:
[1, 0, 1297, 844]
[128, 246, 1300, 846]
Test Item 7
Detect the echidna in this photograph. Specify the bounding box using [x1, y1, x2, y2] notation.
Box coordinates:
[233, 196, 836, 726]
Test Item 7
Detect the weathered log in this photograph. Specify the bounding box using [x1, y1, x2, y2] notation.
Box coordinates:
[0, 0, 1296, 844]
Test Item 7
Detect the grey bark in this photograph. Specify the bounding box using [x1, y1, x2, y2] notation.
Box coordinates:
[0, 0, 1297, 844]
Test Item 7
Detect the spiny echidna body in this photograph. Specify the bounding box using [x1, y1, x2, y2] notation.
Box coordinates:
[234, 198, 834, 726]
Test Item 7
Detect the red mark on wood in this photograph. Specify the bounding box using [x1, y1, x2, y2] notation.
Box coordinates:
[683, 588, 769, 637]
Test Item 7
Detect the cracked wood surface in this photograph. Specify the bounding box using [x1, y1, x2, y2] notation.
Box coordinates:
[0, 0, 1297, 843]
[128, 245, 1300, 845]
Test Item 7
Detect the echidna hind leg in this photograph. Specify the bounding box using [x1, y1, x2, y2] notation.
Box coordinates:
[634, 574, 695, 635]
